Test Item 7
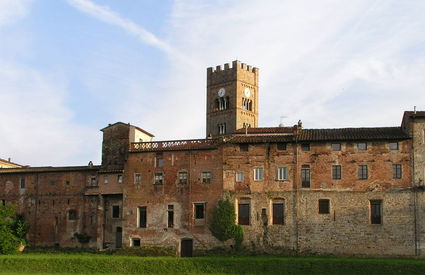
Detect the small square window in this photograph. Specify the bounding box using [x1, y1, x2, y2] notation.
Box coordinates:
[331, 143, 341, 151]
[154, 172, 164, 185]
[90, 176, 97, 186]
[357, 143, 367, 150]
[236, 172, 244, 182]
[277, 143, 287, 151]
[68, 210, 77, 220]
[178, 171, 188, 184]
[240, 144, 249, 152]
[301, 143, 310, 151]
[201, 172, 211, 184]
[318, 199, 330, 214]
[389, 142, 398, 150]
[132, 239, 141, 247]
[254, 167, 264, 181]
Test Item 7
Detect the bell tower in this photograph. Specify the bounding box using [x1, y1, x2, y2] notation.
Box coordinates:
[206, 60, 259, 137]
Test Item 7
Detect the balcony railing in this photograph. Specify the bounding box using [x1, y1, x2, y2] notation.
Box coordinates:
[130, 138, 218, 152]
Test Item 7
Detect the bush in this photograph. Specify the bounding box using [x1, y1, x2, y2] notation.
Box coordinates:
[113, 247, 175, 257]
[210, 199, 244, 249]
[0, 204, 28, 254]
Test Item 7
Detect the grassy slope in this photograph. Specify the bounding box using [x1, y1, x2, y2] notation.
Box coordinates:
[1, 254, 425, 274]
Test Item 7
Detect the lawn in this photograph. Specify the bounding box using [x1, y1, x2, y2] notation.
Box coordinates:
[1, 254, 425, 274]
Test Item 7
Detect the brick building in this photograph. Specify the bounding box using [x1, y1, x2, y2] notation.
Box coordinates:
[1, 61, 425, 257]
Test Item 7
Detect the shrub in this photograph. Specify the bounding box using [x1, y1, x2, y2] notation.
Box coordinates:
[0, 203, 28, 254]
[210, 199, 244, 249]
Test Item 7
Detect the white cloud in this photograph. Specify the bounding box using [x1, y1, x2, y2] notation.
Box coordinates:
[0, 0, 99, 166]
[67, 0, 180, 58]
[0, 0, 32, 27]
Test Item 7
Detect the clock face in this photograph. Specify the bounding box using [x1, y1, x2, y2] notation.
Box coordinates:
[244, 88, 251, 98]
[218, 88, 226, 97]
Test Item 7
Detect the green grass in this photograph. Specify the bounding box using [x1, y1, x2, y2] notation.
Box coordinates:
[1, 254, 425, 274]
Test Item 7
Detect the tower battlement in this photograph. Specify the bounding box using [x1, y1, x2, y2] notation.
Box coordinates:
[207, 60, 258, 87]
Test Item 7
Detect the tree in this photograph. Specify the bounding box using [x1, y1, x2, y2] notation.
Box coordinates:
[210, 199, 243, 249]
[0, 203, 28, 254]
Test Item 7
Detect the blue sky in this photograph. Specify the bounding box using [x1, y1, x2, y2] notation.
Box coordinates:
[1, 0, 425, 166]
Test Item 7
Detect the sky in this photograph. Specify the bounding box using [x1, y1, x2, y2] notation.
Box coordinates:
[0, 0, 424, 167]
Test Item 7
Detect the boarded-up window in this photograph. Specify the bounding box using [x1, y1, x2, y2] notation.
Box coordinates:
[272, 202, 284, 225]
[138, 206, 147, 228]
[112, 205, 120, 218]
[318, 199, 330, 214]
[194, 203, 205, 219]
[370, 200, 382, 224]
[238, 203, 250, 225]
[168, 205, 174, 228]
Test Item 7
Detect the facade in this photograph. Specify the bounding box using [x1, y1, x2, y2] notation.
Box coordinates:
[1, 61, 425, 257]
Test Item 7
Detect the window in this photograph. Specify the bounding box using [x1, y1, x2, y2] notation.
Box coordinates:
[178, 171, 188, 184]
[65, 180, 70, 185]
[272, 202, 284, 225]
[239, 144, 249, 152]
[19, 178, 26, 189]
[301, 165, 310, 188]
[134, 173, 141, 185]
[318, 199, 330, 214]
[277, 167, 288, 181]
[332, 165, 341, 180]
[132, 239, 141, 247]
[90, 176, 97, 186]
[104, 176, 109, 184]
[370, 200, 382, 224]
[117, 175, 123, 184]
[138, 206, 147, 228]
[154, 172, 164, 185]
[277, 143, 287, 151]
[393, 164, 402, 179]
[215, 96, 229, 111]
[254, 167, 264, 181]
[168, 205, 174, 228]
[1, 199, 5, 206]
[68, 210, 77, 220]
[112, 205, 120, 218]
[357, 143, 367, 150]
[301, 143, 310, 151]
[201, 171, 211, 184]
[156, 154, 164, 168]
[242, 98, 252, 111]
[217, 123, 226, 135]
[358, 165, 368, 180]
[236, 172, 244, 182]
[389, 142, 399, 150]
[331, 143, 341, 151]
[194, 203, 205, 219]
[238, 203, 250, 225]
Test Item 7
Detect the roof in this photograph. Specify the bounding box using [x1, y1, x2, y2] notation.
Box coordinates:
[233, 127, 295, 135]
[297, 127, 409, 142]
[0, 165, 100, 174]
[403, 111, 425, 118]
[101, 122, 154, 137]
[0, 158, 22, 167]
[229, 135, 294, 143]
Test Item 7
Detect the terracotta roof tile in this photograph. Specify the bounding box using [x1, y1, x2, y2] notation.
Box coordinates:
[298, 127, 409, 141]
[233, 127, 295, 134]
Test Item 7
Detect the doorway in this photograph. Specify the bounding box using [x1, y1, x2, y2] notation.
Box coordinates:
[115, 227, 122, 248]
[181, 239, 193, 257]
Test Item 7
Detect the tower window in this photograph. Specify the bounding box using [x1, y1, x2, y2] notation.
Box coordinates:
[217, 123, 226, 135]
[242, 98, 252, 111]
